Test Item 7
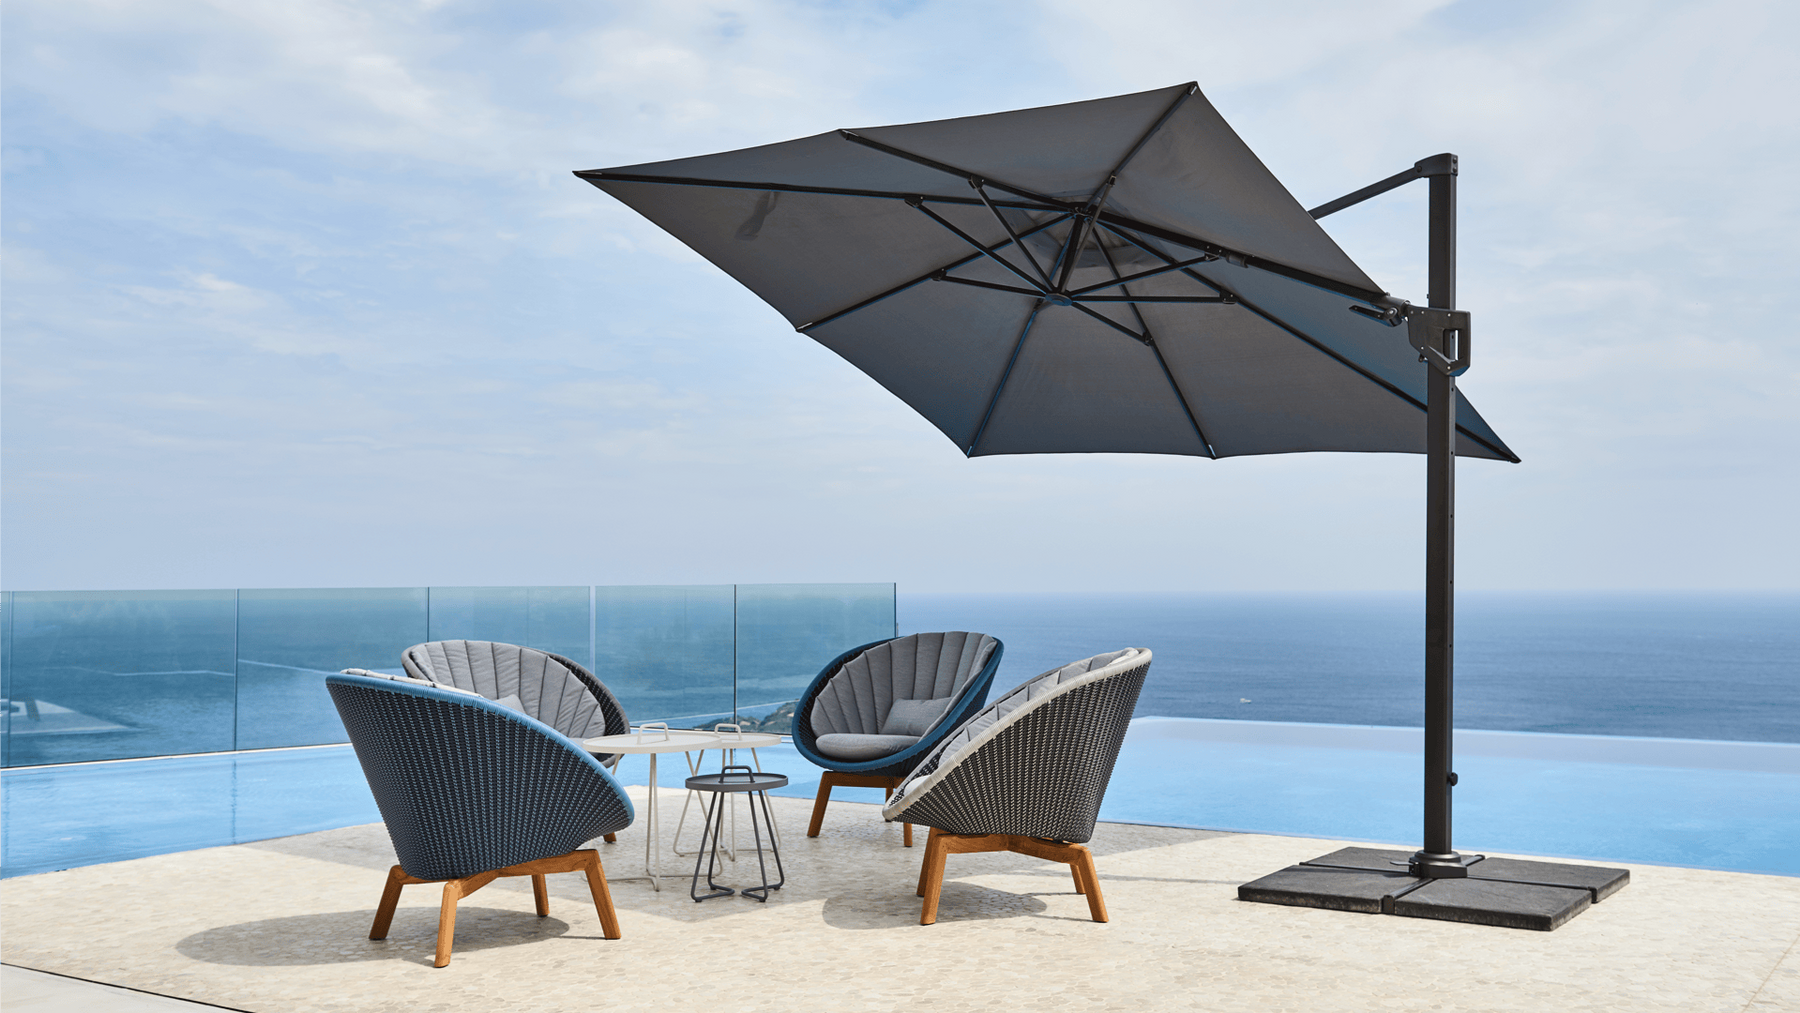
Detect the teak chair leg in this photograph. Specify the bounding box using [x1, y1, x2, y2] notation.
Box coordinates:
[916, 829, 952, 924]
[582, 852, 623, 939]
[808, 771, 912, 845]
[370, 865, 409, 940]
[603, 833, 617, 844]
[913, 833, 1109, 926]
[436, 881, 463, 968]
[367, 849, 622, 968]
[807, 777, 834, 838]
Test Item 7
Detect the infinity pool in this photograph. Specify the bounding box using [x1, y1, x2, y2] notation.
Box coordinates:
[4, 718, 1796, 879]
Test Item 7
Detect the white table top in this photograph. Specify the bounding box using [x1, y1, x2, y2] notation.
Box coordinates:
[582, 730, 721, 754]
[711, 730, 785, 749]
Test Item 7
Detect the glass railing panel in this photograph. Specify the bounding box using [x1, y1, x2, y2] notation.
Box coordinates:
[426, 586, 529, 646]
[525, 587, 592, 670]
[2, 591, 13, 768]
[734, 583, 898, 733]
[234, 588, 429, 750]
[592, 585, 733, 727]
[424, 587, 590, 667]
[2, 590, 237, 765]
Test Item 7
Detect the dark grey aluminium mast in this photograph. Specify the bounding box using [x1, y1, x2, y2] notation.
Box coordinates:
[1315, 152, 1473, 879]
[1240, 155, 1629, 928]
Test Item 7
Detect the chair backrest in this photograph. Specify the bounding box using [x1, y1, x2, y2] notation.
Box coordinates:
[805, 631, 999, 740]
[882, 648, 1151, 844]
[327, 672, 634, 881]
[402, 640, 628, 743]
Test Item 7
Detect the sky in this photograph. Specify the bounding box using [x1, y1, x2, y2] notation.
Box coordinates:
[3, 0, 1796, 594]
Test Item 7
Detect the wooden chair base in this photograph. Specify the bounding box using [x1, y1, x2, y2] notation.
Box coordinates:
[369, 849, 621, 967]
[913, 828, 1107, 925]
[806, 771, 913, 847]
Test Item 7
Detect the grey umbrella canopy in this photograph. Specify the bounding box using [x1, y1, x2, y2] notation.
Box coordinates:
[577, 82, 1517, 464]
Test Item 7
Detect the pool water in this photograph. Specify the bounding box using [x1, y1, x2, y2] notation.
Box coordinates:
[4, 719, 1796, 879]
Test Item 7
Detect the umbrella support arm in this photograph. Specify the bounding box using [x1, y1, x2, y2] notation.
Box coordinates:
[1307, 153, 1459, 220]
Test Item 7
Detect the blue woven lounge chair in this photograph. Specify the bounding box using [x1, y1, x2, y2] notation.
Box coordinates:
[327, 671, 635, 967]
[793, 631, 1002, 846]
[397, 640, 633, 844]
[882, 648, 1151, 925]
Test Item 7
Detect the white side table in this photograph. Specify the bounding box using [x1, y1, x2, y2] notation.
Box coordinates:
[582, 725, 721, 891]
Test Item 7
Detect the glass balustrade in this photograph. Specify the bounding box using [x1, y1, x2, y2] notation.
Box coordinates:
[0, 583, 896, 766]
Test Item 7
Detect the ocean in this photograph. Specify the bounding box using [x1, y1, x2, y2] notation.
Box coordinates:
[897, 591, 1799, 743]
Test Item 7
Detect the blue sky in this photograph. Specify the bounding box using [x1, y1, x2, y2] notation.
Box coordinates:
[3, 0, 1795, 592]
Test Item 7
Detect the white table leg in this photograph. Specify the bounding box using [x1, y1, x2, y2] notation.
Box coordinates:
[645, 751, 660, 891]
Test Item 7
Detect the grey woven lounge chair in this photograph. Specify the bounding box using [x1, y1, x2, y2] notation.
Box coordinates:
[327, 671, 634, 967]
[882, 648, 1151, 925]
[793, 631, 1002, 846]
[401, 640, 629, 747]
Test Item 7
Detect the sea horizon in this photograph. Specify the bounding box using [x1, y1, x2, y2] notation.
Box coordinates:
[898, 589, 1800, 745]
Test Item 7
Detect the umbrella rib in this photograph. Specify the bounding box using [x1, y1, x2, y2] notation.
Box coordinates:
[1069, 301, 1150, 343]
[577, 170, 1060, 212]
[1098, 83, 1197, 188]
[1098, 224, 1516, 461]
[1074, 295, 1230, 303]
[1091, 210, 1390, 307]
[1096, 239, 1216, 457]
[932, 275, 1043, 298]
[972, 182, 1054, 288]
[965, 301, 1046, 456]
[835, 131, 1076, 215]
[797, 216, 1068, 333]
[1070, 256, 1216, 295]
[1234, 294, 1518, 461]
[1054, 84, 1195, 295]
[908, 201, 1051, 293]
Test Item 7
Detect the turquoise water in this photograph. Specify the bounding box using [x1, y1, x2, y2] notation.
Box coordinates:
[6, 720, 1795, 879]
[5, 590, 1793, 878]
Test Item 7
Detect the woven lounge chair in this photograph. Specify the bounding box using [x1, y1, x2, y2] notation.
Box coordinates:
[400, 640, 630, 748]
[327, 671, 634, 967]
[793, 631, 1002, 846]
[396, 640, 632, 841]
[882, 648, 1151, 924]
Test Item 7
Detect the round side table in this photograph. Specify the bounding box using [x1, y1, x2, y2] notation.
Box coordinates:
[685, 765, 788, 902]
[581, 726, 720, 890]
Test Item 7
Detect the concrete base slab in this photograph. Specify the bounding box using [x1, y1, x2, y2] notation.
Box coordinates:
[1239, 847, 1631, 931]
[1394, 877, 1591, 931]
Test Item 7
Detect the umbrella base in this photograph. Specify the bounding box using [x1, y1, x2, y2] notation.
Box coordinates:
[1238, 847, 1629, 931]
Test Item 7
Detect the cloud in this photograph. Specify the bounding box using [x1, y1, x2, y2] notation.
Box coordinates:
[2, 0, 1796, 591]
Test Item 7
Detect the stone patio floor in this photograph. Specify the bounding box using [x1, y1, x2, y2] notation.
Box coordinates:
[3, 789, 1797, 1012]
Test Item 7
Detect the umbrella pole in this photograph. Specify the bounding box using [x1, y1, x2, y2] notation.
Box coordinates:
[1241, 151, 1631, 925]
[1410, 156, 1467, 878]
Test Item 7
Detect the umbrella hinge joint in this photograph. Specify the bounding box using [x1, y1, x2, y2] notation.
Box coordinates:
[1349, 301, 1407, 327]
[1406, 307, 1472, 377]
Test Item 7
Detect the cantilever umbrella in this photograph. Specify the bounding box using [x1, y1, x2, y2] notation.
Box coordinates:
[578, 83, 1622, 928]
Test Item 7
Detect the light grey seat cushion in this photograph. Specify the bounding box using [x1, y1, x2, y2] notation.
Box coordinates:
[808, 632, 997, 757]
[402, 640, 611, 741]
[816, 733, 922, 762]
